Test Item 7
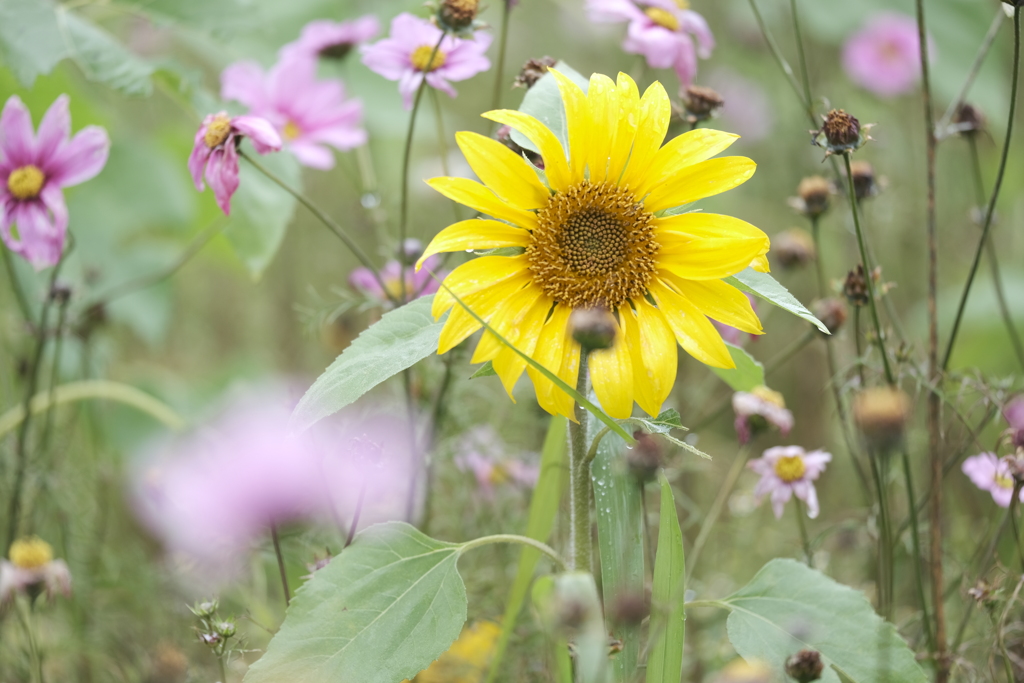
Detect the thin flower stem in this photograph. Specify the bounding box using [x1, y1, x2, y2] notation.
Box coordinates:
[568, 353, 593, 571]
[937, 9, 1006, 137]
[943, 7, 1021, 371]
[491, 0, 512, 111]
[997, 574, 1024, 683]
[788, 0, 813, 113]
[270, 525, 291, 607]
[218, 654, 228, 683]
[793, 498, 812, 565]
[853, 307, 867, 388]
[870, 453, 893, 620]
[429, 89, 462, 224]
[16, 602, 44, 683]
[686, 445, 750, 582]
[744, 0, 812, 123]
[1, 247, 33, 324]
[460, 533, 567, 571]
[38, 295, 70, 455]
[952, 506, 1012, 651]
[899, 446, 936, 658]
[810, 217, 827, 296]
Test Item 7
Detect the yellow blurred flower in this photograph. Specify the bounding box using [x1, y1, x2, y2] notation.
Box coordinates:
[406, 621, 501, 683]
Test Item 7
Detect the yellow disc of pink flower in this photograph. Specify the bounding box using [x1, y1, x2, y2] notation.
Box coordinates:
[418, 70, 770, 419]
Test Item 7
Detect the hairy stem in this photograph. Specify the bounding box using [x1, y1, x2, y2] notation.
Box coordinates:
[568, 353, 592, 571]
[1, 246, 33, 324]
[460, 533, 567, 570]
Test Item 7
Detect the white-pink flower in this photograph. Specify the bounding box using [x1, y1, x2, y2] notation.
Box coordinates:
[842, 13, 934, 98]
[732, 386, 794, 444]
[962, 453, 1023, 508]
[586, 0, 713, 86]
[749, 446, 831, 519]
[188, 112, 281, 215]
[280, 16, 381, 61]
[221, 55, 366, 170]
[0, 536, 71, 606]
[361, 13, 492, 110]
[0, 95, 109, 269]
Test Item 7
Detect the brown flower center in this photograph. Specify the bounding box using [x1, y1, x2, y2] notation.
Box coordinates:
[644, 7, 680, 31]
[204, 114, 233, 149]
[411, 45, 447, 72]
[7, 165, 45, 200]
[774, 456, 806, 483]
[527, 181, 659, 309]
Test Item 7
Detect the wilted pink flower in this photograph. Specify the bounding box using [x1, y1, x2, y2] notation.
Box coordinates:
[962, 453, 1023, 508]
[1003, 396, 1024, 449]
[349, 240, 445, 306]
[0, 95, 109, 269]
[586, 0, 713, 86]
[0, 536, 71, 606]
[221, 56, 366, 170]
[842, 13, 934, 97]
[281, 16, 380, 61]
[749, 446, 831, 519]
[454, 426, 539, 499]
[732, 386, 794, 444]
[361, 13, 492, 110]
[188, 112, 281, 215]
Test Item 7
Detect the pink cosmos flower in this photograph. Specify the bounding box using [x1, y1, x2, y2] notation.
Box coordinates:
[281, 16, 381, 61]
[749, 446, 831, 519]
[361, 13, 492, 110]
[704, 68, 774, 143]
[221, 55, 366, 170]
[586, 0, 714, 86]
[732, 386, 794, 444]
[842, 13, 934, 97]
[962, 453, 1023, 508]
[349, 239, 445, 306]
[0, 95, 109, 269]
[1003, 396, 1024, 449]
[454, 426, 539, 499]
[188, 112, 281, 215]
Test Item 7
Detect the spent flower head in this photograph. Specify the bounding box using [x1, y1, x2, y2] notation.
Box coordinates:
[786, 649, 824, 682]
[812, 109, 872, 158]
[1, 536, 72, 605]
[733, 386, 794, 444]
[280, 16, 380, 61]
[515, 57, 558, 89]
[848, 160, 883, 201]
[188, 112, 281, 215]
[790, 175, 834, 219]
[853, 387, 910, 450]
[436, 0, 481, 33]
[749, 445, 832, 519]
[681, 85, 724, 125]
[772, 228, 816, 270]
[812, 298, 848, 335]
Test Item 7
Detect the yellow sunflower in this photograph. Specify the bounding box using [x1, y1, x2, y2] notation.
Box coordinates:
[417, 70, 769, 420]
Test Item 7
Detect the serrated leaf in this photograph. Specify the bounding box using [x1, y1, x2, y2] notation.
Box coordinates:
[244, 522, 467, 683]
[725, 268, 828, 333]
[646, 474, 685, 683]
[628, 408, 687, 436]
[718, 559, 928, 683]
[60, 12, 153, 95]
[470, 360, 496, 379]
[710, 343, 765, 392]
[510, 61, 589, 154]
[291, 296, 445, 431]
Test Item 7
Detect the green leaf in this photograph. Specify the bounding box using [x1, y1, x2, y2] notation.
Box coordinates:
[710, 343, 765, 392]
[646, 474, 685, 683]
[487, 417, 567, 683]
[625, 410, 710, 460]
[717, 559, 928, 683]
[291, 296, 446, 431]
[725, 268, 829, 333]
[592, 432, 644, 678]
[510, 61, 589, 155]
[470, 360, 497, 379]
[60, 12, 154, 96]
[244, 522, 467, 683]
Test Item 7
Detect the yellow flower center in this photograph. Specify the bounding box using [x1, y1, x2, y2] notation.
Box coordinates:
[7, 165, 45, 200]
[283, 120, 302, 141]
[204, 114, 232, 148]
[528, 181, 659, 309]
[774, 455, 806, 483]
[675, 0, 690, 8]
[996, 474, 1015, 490]
[751, 385, 786, 409]
[411, 45, 447, 72]
[645, 7, 680, 31]
[9, 536, 53, 570]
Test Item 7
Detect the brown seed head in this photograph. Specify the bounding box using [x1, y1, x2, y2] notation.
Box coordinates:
[785, 649, 824, 682]
[773, 228, 816, 269]
[853, 387, 911, 451]
[439, 0, 479, 29]
[952, 102, 986, 136]
[683, 85, 724, 122]
[515, 56, 558, 89]
[812, 298, 848, 335]
[843, 265, 870, 307]
[822, 109, 861, 147]
[849, 160, 879, 201]
[795, 176, 833, 218]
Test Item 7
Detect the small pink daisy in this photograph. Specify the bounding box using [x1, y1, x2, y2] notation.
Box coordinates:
[349, 239, 445, 307]
[842, 13, 935, 98]
[962, 453, 1023, 508]
[280, 16, 381, 61]
[749, 446, 831, 519]
[360, 13, 492, 110]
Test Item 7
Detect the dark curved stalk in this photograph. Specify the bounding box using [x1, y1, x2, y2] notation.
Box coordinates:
[937, 9, 1006, 137]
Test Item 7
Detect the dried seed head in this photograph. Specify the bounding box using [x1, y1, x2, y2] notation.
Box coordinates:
[848, 160, 880, 201]
[773, 228, 816, 269]
[515, 56, 558, 89]
[853, 387, 911, 451]
[812, 109, 871, 157]
[812, 298, 848, 335]
[952, 102, 986, 136]
[570, 307, 618, 351]
[785, 649, 824, 682]
[438, 0, 479, 30]
[843, 265, 870, 307]
[682, 85, 724, 123]
[792, 175, 833, 218]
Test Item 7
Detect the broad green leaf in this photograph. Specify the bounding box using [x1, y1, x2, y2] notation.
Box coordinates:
[717, 559, 928, 683]
[592, 432, 644, 678]
[710, 343, 765, 392]
[510, 61, 589, 155]
[291, 296, 446, 431]
[486, 416, 567, 683]
[59, 12, 154, 96]
[646, 474, 685, 683]
[726, 268, 829, 334]
[226, 148, 300, 278]
[244, 522, 467, 683]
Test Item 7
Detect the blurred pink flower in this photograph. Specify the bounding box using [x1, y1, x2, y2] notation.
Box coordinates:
[1003, 396, 1024, 449]
[361, 13, 492, 110]
[221, 56, 366, 170]
[0, 95, 109, 269]
[349, 239, 445, 306]
[749, 446, 831, 519]
[281, 16, 380, 61]
[842, 13, 934, 97]
[732, 386, 793, 444]
[188, 112, 281, 215]
[454, 426, 539, 499]
[962, 453, 1022, 508]
[586, 0, 713, 86]
[704, 68, 774, 142]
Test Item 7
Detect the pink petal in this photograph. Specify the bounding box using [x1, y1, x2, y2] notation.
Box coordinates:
[206, 147, 240, 215]
[425, 72, 458, 99]
[4, 199, 64, 269]
[681, 11, 715, 58]
[0, 95, 36, 168]
[188, 140, 211, 191]
[35, 95, 71, 164]
[288, 141, 335, 170]
[398, 71, 425, 110]
[221, 61, 268, 111]
[45, 126, 109, 187]
[770, 485, 792, 519]
[673, 34, 699, 86]
[624, 23, 679, 69]
[232, 115, 282, 154]
[361, 41, 413, 81]
[586, 0, 645, 23]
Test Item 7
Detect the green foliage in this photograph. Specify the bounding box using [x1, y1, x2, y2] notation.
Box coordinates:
[470, 360, 497, 379]
[509, 61, 590, 154]
[726, 268, 829, 333]
[627, 409, 710, 460]
[244, 522, 467, 683]
[711, 343, 766, 392]
[646, 474, 685, 683]
[531, 576, 574, 683]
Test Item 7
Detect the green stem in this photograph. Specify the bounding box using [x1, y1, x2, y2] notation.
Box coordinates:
[951, 506, 1011, 651]
[793, 497, 812, 565]
[810, 216, 827, 296]
[936, 8, 1006, 136]
[429, 88, 462, 225]
[38, 295, 69, 455]
[870, 453, 893, 619]
[17, 602, 45, 683]
[899, 446, 936, 657]
[686, 445, 750, 581]
[1, 246, 33, 324]
[491, 0, 513, 111]
[270, 524, 291, 607]
[744, 0, 812, 123]
[568, 352, 592, 571]
[788, 0, 813, 113]
[218, 653, 228, 683]
[459, 533, 566, 571]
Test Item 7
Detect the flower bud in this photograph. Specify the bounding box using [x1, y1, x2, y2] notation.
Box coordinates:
[812, 109, 871, 157]
[812, 298, 848, 335]
[571, 307, 617, 351]
[785, 649, 824, 682]
[609, 589, 649, 627]
[772, 228, 816, 269]
[843, 265, 870, 307]
[438, 0, 479, 30]
[952, 102, 986, 136]
[853, 387, 911, 451]
[791, 176, 833, 219]
[214, 620, 237, 638]
[514, 57, 557, 89]
[627, 431, 662, 482]
[190, 599, 219, 618]
[682, 85, 724, 124]
[848, 160, 880, 201]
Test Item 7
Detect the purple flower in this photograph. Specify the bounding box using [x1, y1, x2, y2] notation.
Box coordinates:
[454, 426, 539, 499]
[350, 256, 444, 306]
[1003, 396, 1024, 449]
[749, 446, 831, 519]
[962, 453, 1023, 508]
[360, 13, 492, 110]
[732, 386, 794, 445]
[0, 95, 109, 269]
[586, 0, 713, 86]
[280, 15, 381, 61]
[842, 13, 934, 98]
[188, 111, 281, 215]
[221, 55, 366, 170]
[0, 536, 71, 605]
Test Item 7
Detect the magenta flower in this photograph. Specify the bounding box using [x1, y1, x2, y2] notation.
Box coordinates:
[281, 16, 380, 61]
[221, 55, 366, 170]
[1003, 396, 1024, 449]
[732, 386, 794, 445]
[749, 446, 831, 519]
[586, 0, 713, 86]
[0, 95, 109, 269]
[361, 13, 492, 110]
[962, 453, 1023, 508]
[349, 240, 445, 307]
[188, 112, 281, 216]
[842, 13, 934, 97]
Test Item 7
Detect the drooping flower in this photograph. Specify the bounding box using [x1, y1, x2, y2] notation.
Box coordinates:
[0, 95, 109, 269]
[454, 426, 539, 499]
[221, 55, 366, 170]
[962, 453, 1023, 508]
[360, 13, 492, 110]
[0, 536, 72, 605]
[842, 13, 934, 98]
[349, 239, 445, 307]
[418, 71, 769, 419]
[586, 0, 714, 86]
[188, 112, 281, 215]
[748, 446, 831, 519]
[732, 386, 793, 444]
[280, 16, 380, 61]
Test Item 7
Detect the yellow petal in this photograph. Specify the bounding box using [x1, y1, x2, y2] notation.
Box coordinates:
[481, 110, 571, 192]
[528, 304, 573, 417]
[619, 81, 670, 191]
[491, 295, 553, 397]
[643, 157, 756, 214]
[655, 212, 768, 242]
[437, 274, 534, 353]
[607, 73, 641, 183]
[432, 255, 530, 317]
[657, 235, 770, 281]
[550, 69, 590, 183]
[662, 275, 763, 335]
[471, 286, 545, 363]
[426, 177, 539, 229]
[626, 301, 678, 417]
[455, 131, 551, 210]
[650, 280, 734, 369]
[589, 314, 635, 419]
[750, 254, 770, 273]
[586, 73, 617, 182]
[554, 333, 582, 419]
[634, 129, 740, 198]
[417, 220, 530, 270]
